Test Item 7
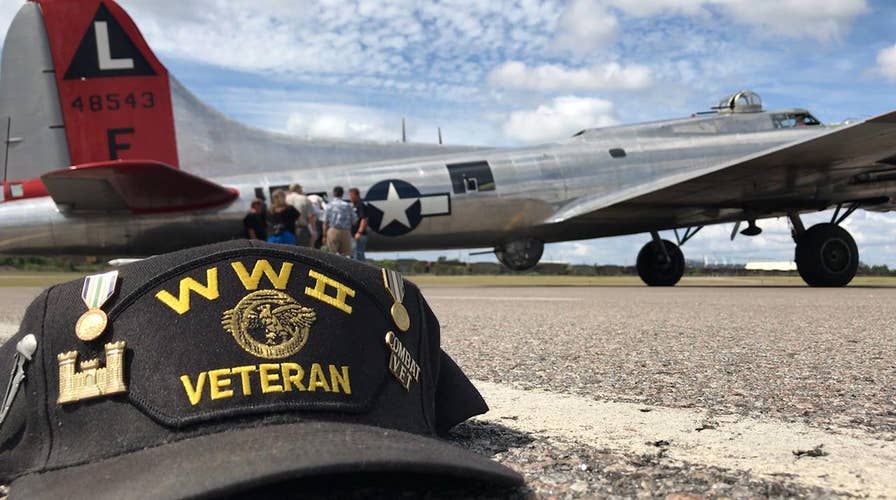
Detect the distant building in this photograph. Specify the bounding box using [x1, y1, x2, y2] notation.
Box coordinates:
[745, 261, 797, 271]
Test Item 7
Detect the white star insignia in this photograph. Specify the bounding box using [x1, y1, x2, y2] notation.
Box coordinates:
[369, 182, 417, 228]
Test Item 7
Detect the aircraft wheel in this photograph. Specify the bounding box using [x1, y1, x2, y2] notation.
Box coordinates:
[795, 223, 858, 287]
[496, 238, 544, 271]
[636, 239, 685, 286]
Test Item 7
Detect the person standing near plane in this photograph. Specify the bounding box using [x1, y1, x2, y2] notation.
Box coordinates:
[322, 186, 357, 257]
[266, 189, 300, 245]
[285, 184, 315, 247]
[307, 194, 326, 249]
[243, 199, 267, 241]
[348, 188, 369, 262]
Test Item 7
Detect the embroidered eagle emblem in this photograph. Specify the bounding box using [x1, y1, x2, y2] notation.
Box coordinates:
[222, 290, 316, 359]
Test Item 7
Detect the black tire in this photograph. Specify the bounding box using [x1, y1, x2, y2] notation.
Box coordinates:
[496, 239, 544, 271]
[795, 223, 858, 287]
[636, 239, 685, 286]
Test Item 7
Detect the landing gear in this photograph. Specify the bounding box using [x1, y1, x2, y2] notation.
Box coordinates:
[795, 223, 858, 287]
[496, 238, 544, 271]
[636, 233, 685, 286]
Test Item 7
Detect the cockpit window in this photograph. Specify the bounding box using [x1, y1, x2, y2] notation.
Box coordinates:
[772, 113, 821, 129]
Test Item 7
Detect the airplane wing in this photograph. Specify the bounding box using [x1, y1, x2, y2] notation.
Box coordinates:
[40, 160, 238, 214]
[546, 110, 896, 233]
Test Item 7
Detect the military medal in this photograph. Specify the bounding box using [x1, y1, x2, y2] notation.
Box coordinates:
[382, 269, 410, 332]
[75, 271, 119, 341]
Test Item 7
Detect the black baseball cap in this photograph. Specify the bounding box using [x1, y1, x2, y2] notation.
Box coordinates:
[0, 240, 521, 498]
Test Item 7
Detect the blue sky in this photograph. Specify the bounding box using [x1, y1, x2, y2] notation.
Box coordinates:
[2, 0, 895, 265]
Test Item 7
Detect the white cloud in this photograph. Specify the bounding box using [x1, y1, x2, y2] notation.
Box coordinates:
[714, 0, 869, 41]
[488, 60, 651, 91]
[607, 0, 709, 17]
[120, 0, 561, 100]
[554, 0, 619, 50]
[876, 44, 896, 82]
[555, 0, 868, 43]
[276, 99, 412, 142]
[285, 110, 401, 142]
[502, 96, 618, 144]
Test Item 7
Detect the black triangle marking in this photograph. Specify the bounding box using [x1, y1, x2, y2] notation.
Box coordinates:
[64, 3, 155, 80]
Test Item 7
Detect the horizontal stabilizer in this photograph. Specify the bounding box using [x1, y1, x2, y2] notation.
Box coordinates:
[41, 160, 237, 214]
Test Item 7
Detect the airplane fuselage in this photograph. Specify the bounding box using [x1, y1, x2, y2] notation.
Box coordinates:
[0, 112, 828, 256]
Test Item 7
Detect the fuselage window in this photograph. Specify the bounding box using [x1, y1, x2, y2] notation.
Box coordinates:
[609, 148, 626, 158]
[446, 161, 496, 194]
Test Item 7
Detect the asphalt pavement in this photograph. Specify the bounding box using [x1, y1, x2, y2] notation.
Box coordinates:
[1, 283, 894, 498]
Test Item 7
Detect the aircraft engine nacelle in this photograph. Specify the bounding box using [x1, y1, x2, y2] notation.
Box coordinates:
[496, 238, 544, 271]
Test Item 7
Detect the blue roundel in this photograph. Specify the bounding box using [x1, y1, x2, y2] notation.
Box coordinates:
[364, 179, 423, 237]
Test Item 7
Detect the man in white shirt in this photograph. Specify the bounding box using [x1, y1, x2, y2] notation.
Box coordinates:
[285, 184, 316, 247]
[307, 194, 326, 248]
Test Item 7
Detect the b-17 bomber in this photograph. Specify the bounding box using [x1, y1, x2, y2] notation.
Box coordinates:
[2, 0, 896, 287]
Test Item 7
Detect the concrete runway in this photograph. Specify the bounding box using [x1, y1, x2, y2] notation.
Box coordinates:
[2, 283, 894, 498]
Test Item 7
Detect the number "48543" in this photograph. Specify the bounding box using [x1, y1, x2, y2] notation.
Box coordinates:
[71, 92, 155, 112]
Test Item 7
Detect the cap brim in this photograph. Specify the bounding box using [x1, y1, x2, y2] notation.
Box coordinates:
[10, 421, 522, 499]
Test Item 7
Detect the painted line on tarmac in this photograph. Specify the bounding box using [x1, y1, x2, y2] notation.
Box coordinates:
[427, 296, 584, 302]
[473, 380, 896, 497]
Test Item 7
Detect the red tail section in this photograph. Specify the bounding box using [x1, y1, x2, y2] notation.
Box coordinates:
[34, 0, 178, 167]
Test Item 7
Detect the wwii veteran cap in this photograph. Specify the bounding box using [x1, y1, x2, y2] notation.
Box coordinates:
[0, 240, 522, 498]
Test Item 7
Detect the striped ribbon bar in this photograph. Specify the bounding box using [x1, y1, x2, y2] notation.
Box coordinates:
[81, 271, 120, 309]
[382, 269, 405, 304]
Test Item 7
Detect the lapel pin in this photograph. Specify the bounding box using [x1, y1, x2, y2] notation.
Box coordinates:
[0, 334, 38, 427]
[57, 341, 128, 404]
[385, 331, 420, 390]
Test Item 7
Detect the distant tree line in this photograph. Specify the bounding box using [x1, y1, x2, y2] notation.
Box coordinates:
[2, 255, 894, 277]
[375, 258, 896, 277]
[0, 256, 107, 272]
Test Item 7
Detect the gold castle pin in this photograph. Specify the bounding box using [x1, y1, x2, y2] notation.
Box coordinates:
[57, 342, 127, 404]
[382, 269, 409, 332]
[75, 271, 119, 341]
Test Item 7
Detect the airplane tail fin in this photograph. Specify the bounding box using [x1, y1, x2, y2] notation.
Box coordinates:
[1, 0, 178, 190]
